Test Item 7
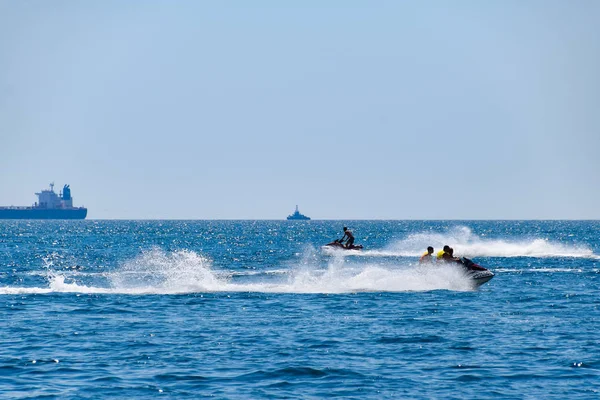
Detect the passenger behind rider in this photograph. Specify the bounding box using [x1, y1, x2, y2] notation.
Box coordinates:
[442, 247, 462, 263]
[419, 246, 434, 264]
[436, 245, 451, 262]
[340, 227, 355, 249]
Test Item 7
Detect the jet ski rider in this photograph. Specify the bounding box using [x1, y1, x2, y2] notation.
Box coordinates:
[340, 227, 355, 249]
[436, 245, 451, 261]
[438, 246, 462, 264]
[419, 246, 434, 264]
[435, 245, 461, 263]
[443, 247, 462, 263]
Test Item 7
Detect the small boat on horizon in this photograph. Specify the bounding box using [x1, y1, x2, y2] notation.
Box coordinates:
[286, 205, 310, 220]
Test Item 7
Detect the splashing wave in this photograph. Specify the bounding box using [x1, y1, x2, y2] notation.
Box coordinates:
[0, 249, 477, 295]
[354, 227, 598, 259]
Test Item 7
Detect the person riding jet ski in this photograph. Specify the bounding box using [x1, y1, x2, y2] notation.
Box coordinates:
[442, 247, 462, 264]
[436, 245, 451, 262]
[436, 245, 462, 264]
[340, 227, 355, 249]
[435, 246, 494, 285]
[323, 227, 363, 250]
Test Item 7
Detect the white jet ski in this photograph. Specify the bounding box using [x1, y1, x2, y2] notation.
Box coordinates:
[460, 257, 495, 286]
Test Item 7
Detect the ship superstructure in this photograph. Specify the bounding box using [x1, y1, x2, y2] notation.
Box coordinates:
[0, 183, 87, 219]
[286, 205, 310, 220]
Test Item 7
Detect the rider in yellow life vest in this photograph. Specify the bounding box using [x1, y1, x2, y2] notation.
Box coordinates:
[419, 246, 434, 264]
[436, 245, 451, 261]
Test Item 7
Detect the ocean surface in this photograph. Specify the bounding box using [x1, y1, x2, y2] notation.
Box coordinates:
[1, 220, 599, 399]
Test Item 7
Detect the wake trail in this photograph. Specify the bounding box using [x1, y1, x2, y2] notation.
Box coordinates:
[0, 249, 477, 295]
[338, 226, 598, 259]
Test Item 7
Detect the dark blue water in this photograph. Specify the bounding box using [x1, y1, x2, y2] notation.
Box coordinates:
[1, 220, 599, 398]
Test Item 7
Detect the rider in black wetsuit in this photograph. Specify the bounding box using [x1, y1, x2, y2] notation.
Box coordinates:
[340, 227, 355, 249]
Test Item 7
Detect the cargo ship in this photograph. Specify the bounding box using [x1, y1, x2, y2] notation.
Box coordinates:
[0, 183, 87, 219]
[286, 205, 310, 220]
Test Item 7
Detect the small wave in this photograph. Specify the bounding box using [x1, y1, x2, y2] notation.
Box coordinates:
[238, 366, 366, 380]
[495, 268, 586, 273]
[378, 335, 445, 344]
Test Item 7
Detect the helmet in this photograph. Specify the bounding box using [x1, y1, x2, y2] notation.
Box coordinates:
[343, 227, 347, 231]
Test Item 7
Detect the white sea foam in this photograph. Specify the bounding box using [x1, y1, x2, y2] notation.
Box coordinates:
[0, 286, 54, 295]
[274, 258, 475, 293]
[354, 226, 598, 259]
[109, 248, 224, 292]
[0, 249, 477, 295]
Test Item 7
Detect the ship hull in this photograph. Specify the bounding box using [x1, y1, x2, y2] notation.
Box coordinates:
[0, 208, 87, 220]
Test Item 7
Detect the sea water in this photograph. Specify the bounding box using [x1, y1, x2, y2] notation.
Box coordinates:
[1, 220, 599, 398]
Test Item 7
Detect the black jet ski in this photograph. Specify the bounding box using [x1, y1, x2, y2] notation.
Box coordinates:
[460, 257, 494, 286]
[323, 239, 364, 251]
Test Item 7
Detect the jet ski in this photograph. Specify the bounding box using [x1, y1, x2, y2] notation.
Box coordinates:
[323, 239, 364, 251]
[460, 257, 495, 286]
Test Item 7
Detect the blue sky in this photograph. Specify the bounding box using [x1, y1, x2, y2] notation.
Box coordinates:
[1, 1, 599, 219]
